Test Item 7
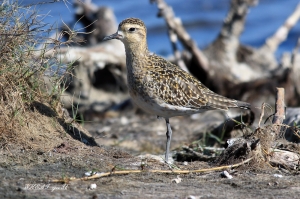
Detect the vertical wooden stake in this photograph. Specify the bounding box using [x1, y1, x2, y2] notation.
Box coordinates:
[272, 88, 285, 125]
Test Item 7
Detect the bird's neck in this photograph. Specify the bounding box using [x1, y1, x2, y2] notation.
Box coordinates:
[124, 42, 149, 73]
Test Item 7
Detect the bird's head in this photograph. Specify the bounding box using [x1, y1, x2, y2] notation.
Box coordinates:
[103, 18, 147, 48]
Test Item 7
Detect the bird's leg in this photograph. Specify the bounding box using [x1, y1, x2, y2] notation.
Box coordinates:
[165, 118, 172, 162]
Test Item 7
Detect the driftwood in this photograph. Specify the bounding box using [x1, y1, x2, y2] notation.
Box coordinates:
[264, 4, 300, 54]
[37, 0, 300, 122]
[269, 148, 299, 170]
[290, 38, 300, 99]
[72, 0, 118, 45]
[152, 0, 300, 109]
[150, 0, 208, 72]
[39, 2, 127, 110]
[176, 87, 299, 171]
[213, 88, 299, 171]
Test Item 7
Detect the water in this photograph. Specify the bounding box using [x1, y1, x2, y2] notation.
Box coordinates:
[20, 0, 300, 58]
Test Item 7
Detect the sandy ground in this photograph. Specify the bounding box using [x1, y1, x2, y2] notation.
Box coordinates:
[1, 110, 300, 199]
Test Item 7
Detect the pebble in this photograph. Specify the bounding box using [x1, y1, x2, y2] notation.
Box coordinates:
[89, 184, 97, 190]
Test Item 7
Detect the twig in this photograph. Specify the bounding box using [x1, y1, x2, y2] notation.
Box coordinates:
[50, 157, 253, 183]
[23, 0, 61, 7]
[258, 102, 273, 127]
[258, 102, 266, 127]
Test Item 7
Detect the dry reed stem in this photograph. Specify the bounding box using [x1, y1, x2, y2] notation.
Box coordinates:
[50, 157, 253, 183]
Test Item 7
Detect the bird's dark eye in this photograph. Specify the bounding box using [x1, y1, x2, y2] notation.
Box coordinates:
[129, 27, 136, 32]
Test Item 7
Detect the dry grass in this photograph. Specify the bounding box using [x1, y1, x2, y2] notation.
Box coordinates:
[0, 1, 75, 149]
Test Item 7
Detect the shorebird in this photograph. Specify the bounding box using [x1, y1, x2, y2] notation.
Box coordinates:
[103, 18, 250, 162]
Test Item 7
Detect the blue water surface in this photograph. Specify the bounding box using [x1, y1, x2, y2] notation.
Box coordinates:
[20, 0, 300, 58]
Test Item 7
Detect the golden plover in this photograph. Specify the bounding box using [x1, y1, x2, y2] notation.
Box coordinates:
[103, 18, 250, 162]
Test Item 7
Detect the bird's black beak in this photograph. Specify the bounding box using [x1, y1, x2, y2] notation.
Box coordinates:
[103, 32, 123, 41]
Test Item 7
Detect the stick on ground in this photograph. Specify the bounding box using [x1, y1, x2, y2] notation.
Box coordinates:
[50, 157, 253, 183]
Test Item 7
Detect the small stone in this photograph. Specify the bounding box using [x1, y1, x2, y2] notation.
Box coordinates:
[89, 184, 97, 190]
[85, 171, 93, 176]
[171, 175, 182, 183]
[274, 174, 283, 178]
[220, 171, 233, 179]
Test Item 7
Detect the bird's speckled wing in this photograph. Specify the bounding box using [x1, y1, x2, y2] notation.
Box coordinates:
[145, 55, 242, 110]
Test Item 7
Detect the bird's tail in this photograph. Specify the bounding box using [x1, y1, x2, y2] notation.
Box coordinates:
[204, 93, 252, 126]
[235, 100, 251, 110]
[205, 92, 251, 111]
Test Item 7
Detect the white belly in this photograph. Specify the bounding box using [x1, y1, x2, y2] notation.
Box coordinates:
[129, 90, 205, 118]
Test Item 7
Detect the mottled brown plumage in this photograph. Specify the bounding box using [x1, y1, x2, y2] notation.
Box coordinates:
[103, 18, 250, 162]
